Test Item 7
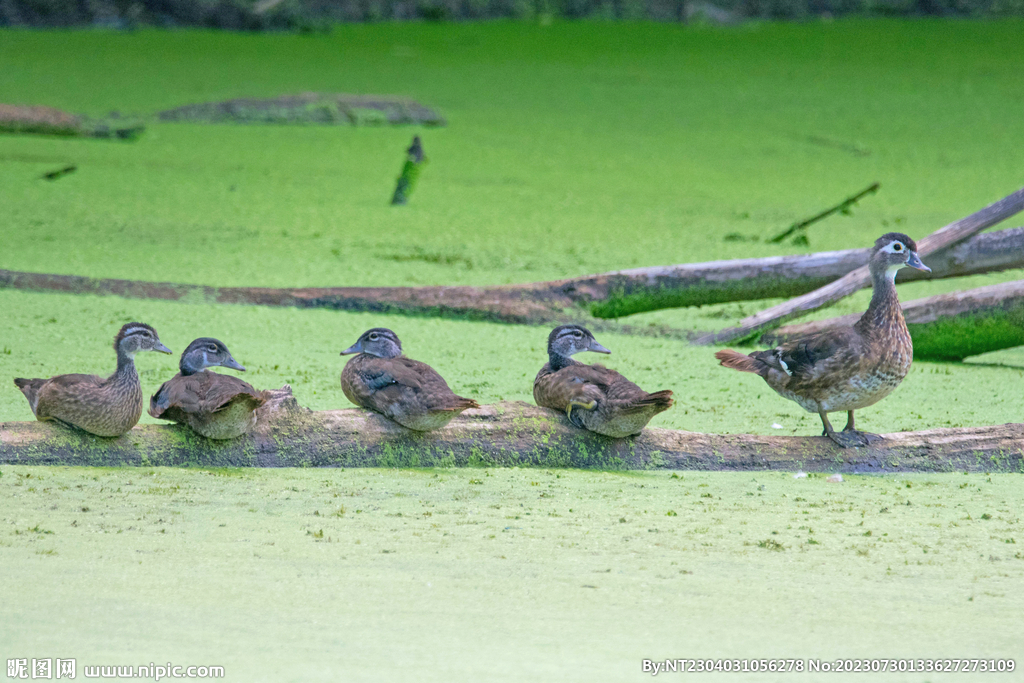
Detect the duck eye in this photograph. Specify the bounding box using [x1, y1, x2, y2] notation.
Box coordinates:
[369, 333, 378, 341]
[207, 345, 218, 353]
[893, 243, 903, 252]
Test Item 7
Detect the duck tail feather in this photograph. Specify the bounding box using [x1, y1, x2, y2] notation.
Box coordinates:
[14, 378, 45, 415]
[638, 389, 674, 410]
[714, 350, 765, 375]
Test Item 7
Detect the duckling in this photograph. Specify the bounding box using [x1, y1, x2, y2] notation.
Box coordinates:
[13, 322, 172, 437]
[715, 232, 931, 448]
[340, 328, 479, 431]
[149, 338, 268, 440]
[534, 325, 674, 438]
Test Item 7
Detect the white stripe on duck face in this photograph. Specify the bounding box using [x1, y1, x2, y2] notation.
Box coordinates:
[122, 326, 153, 338]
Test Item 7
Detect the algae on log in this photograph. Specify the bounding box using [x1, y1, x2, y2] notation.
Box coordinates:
[766, 280, 1024, 361]
[2, 393, 1022, 472]
[583, 226, 1024, 318]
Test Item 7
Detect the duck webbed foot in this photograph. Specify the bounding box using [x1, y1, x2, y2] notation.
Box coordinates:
[820, 410, 874, 449]
[841, 411, 882, 446]
[566, 399, 597, 429]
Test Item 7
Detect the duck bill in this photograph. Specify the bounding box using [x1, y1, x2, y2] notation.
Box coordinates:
[588, 341, 612, 354]
[906, 251, 931, 272]
[154, 342, 173, 354]
[341, 342, 362, 356]
[223, 356, 246, 372]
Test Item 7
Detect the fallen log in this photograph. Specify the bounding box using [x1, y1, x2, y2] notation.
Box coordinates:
[0, 269, 569, 324]
[697, 185, 1024, 345]
[4, 227, 1024, 326]
[764, 279, 1024, 361]
[2, 392, 1021, 472]
[0, 103, 143, 140]
[577, 225, 1024, 318]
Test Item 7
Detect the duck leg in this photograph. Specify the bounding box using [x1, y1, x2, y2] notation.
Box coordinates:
[566, 399, 597, 430]
[841, 410, 882, 445]
[820, 410, 868, 449]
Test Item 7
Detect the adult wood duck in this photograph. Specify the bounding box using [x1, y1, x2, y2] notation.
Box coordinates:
[534, 324, 674, 438]
[340, 328, 479, 431]
[149, 338, 268, 440]
[14, 322, 172, 437]
[715, 232, 931, 448]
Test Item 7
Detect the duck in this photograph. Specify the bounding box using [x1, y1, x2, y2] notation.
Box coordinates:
[533, 324, 674, 438]
[340, 328, 479, 431]
[14, 322, 172, 437]
[149, 338, 268, 440]
[715, 232, 931, 448]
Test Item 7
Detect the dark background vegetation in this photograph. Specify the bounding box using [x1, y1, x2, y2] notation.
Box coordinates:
[2, 0, 1021, 29]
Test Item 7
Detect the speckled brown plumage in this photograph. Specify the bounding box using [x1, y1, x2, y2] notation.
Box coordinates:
[715, 232, 930, 448]
[534, 325, 673, 438]
[340, 328, 479, 431]
[148, 338, 266, 440]
[13, 322, 172, 437]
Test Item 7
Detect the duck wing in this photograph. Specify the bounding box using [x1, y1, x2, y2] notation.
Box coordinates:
[150, 371, 265, 420]
[344, 356, 477, 416]
[27, 374, 107, 419]
[755, 327, 866, 390]
[534, 363, 636, 411]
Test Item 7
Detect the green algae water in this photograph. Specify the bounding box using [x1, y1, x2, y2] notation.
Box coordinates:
[1, 22, 1024, 290]
[0, 467, 1020, 681]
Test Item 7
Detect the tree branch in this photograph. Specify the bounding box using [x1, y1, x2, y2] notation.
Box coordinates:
[696, 185, 1024, 345]
[767, 182, 880, 244]
[4, 228, 1024, 326]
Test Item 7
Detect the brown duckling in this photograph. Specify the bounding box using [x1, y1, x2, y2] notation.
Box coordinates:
[340, 328, 479, 431]
[715, 232, 931, 448]
[149, 338, 268, 440]
[14, 322, 172, 437]
[534, 325, 674, 438]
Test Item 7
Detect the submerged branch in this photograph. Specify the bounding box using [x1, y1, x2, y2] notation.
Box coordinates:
[767, 182, 880, 244]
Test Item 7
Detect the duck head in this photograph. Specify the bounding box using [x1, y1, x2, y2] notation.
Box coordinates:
[547, 324, 610, 367]
[341, 328, 403, 359]
[179, 338, 245, 376]
[114, 323, 172, 358]
[870, 232, 931, 282]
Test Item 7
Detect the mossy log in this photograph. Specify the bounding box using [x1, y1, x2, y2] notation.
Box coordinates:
[579, 226, 1024, 319]
[765, 279, 1024, 361]
[0, 103, 143, 139]
[2, 392, 1021, 472]
[3, 228, 1024, 327]
[698, 186, 1024, 344]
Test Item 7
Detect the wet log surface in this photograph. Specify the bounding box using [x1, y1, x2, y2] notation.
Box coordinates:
[766, 279, 1024, 360]
[2, 392, 1021, 472]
